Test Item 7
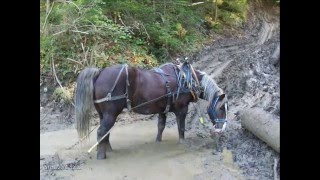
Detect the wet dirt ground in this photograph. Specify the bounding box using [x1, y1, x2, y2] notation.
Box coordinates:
[41, 119, 244, 180]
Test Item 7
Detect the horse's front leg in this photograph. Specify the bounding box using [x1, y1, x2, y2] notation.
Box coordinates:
[96, 113, 116, 160]
[156, 113, 167, 142]
[174, 106, 188, 143]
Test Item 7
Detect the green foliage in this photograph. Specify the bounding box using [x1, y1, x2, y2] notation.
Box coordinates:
[52, 87, 73, 104]
[218, 0, 248, 26]
[40, 0, 155, 84]
[175, 23, 187, 39]
[102, 0, 207, 61]
[40, 0, 250, 88]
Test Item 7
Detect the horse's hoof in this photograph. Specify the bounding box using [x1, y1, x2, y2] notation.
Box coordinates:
[97, 153, 106, 160]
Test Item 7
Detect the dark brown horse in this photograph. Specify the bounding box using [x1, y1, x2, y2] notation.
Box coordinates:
[75, 62, 227, 159]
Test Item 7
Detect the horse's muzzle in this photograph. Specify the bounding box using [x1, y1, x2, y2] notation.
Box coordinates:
[212, 122, 227, 133]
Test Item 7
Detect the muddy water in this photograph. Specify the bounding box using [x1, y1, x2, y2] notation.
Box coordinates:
[40, 120, 244, 180]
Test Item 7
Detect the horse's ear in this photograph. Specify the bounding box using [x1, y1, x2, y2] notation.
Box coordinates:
[218, 93, 225, 100]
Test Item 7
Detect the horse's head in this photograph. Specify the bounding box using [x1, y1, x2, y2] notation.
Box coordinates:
[195, 70, 228, 132]
[207, 91, 228, 132]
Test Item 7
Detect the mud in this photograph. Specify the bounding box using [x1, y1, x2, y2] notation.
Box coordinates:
[41, 120, 245, 180]
[40, 4, 280, 180]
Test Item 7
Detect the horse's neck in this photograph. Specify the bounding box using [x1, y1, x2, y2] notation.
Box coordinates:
[199, 73, 222, 101]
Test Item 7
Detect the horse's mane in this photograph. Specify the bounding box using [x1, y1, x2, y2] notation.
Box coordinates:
[199, 72, 222, 101]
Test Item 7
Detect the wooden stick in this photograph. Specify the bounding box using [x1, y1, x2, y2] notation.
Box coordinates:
[190, 65, 200, 86]
[189, 2, 205, 6]
[42, 1, 55, 32]
[190, 90, 197, 101]
[66, 0, 80, 11]
[71, 30, 89, 34]
[66, 58, 84, 66]
[52, 30, 67, 36]
[51, 55, 63, 89]
[51, 56, 76, 107]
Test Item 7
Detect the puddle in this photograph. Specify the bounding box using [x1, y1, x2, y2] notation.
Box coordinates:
[40, 120, 244, 180]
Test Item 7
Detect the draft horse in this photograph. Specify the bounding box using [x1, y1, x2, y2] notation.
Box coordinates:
[75, 62, 228, 159]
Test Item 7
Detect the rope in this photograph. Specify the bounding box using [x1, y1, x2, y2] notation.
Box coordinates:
[66, 124, 99, 150]
[130, 93, 172, 110]
[88, 126, 114, 153]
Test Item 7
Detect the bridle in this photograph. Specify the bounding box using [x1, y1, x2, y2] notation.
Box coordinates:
[208, 95, 228, 131]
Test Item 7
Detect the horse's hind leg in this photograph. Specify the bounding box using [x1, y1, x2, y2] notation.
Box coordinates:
[156, 113, 167, 142]
[94, 104, 113, 152]
[105, 134, 112, 152]
[174, 106, 188, 143]
[96, 113, 116, 159]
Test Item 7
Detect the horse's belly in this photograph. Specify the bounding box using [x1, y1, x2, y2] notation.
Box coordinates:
[132, 98, 167, 115]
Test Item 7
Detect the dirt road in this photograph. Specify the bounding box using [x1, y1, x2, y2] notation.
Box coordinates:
[40, 5, 280, 180]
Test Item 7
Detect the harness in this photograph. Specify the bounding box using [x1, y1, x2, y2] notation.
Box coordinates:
[153, 68, 172, 113]
[93, 63, 201, 114]
[176, 62, 200, 101]
[94, 64, 132, 111]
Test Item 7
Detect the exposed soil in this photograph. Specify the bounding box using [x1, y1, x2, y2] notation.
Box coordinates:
[40, 4, 280, 180]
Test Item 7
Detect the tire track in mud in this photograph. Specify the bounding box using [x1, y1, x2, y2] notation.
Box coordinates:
[193, 13, 277, 78]
[188, 10, 279, 126]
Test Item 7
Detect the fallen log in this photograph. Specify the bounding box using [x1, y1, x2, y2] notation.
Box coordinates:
[240, 107, 280, 153]
[269, 44, 280, 66]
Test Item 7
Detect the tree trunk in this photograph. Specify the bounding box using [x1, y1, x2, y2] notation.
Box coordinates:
[240, 107, 280, 153]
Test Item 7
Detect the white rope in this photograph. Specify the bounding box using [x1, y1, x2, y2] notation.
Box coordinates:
[87, 126, 114, 153]
[66, 124, 99, 150]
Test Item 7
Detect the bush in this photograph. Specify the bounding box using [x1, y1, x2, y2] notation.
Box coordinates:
[40, 0, 251, 87]
[40, 0, 156, 85]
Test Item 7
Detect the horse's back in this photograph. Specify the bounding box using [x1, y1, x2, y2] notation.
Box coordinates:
[130, 64, 179, 114]
[131, 68, 167, 111]
[136, 64, 178, 97]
